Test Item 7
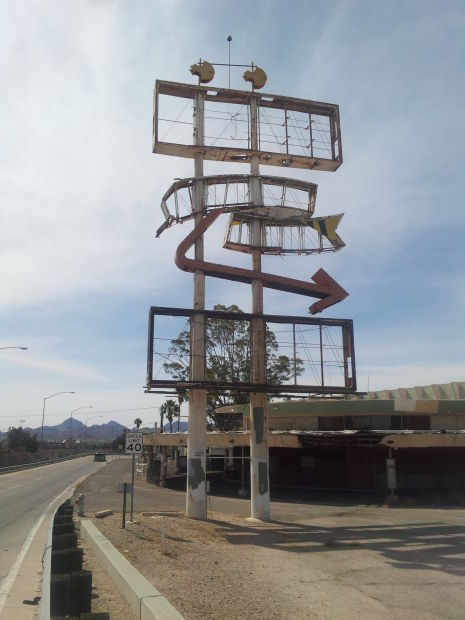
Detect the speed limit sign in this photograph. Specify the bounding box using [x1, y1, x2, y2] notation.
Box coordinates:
[125, 431, 143, 455]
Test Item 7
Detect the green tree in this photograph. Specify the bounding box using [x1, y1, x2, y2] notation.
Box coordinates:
[163, 304, 303, 420]
[7, 427, 38, 452]
[160, 399, 180, 432]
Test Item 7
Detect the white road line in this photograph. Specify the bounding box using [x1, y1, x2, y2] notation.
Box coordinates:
[0, 480, 78, 614]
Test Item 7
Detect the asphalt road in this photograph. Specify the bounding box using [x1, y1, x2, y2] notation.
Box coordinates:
[0, 455, 106, 605]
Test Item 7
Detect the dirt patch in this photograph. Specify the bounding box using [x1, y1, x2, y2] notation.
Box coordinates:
[90, 511, 314, 620]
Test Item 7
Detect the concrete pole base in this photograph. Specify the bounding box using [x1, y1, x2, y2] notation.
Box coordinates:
[246, 516, 270, 524]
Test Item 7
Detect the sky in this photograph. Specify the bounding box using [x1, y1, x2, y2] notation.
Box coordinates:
[1, 0, 464, 432]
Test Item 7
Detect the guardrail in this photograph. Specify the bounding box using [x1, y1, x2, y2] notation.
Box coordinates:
[0, 453, 91, 475]
[41, 498, 109, 619]
[39, 503, 55, 620]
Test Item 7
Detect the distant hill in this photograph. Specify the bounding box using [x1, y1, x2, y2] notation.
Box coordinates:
[0, 419, 128, 443]
[38, 418, 129, 442]
[0, 418, 189, 443]
[162, 421, 188, 432]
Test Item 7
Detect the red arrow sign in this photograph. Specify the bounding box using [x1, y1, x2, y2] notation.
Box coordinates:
[175, 210, 348, 314]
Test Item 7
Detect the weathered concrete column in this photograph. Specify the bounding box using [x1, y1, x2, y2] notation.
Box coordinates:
[147, 446, 157, 483]
[249, 93, 270, 521]
[160, 446, 167, 488]
[186, 89, 207, 519]
[174, 447, 180, 475]
[227, 447, 234, 470]
[386, 448, 398, 504]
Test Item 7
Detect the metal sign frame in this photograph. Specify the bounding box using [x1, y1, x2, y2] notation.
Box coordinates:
[153, 80, 342, 171]
[146, 306, 356, 395]
[156, 173, 318, 237]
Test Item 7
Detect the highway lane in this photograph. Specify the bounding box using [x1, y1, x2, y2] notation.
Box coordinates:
[0, 456, 106, 598]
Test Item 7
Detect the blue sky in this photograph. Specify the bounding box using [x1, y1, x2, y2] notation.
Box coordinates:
[1, 0, 464, 431]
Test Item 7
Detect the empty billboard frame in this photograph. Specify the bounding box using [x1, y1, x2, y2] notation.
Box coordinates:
[153, 80, 343, 171]
[146, 306, 356, 395]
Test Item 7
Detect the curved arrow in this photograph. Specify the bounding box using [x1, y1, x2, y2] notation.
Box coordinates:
[175, 210, 348, 314]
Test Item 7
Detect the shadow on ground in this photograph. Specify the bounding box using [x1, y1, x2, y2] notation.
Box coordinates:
[206, 515, 465, 577]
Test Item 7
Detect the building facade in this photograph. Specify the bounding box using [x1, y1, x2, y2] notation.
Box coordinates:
[146, 381, 465, 493]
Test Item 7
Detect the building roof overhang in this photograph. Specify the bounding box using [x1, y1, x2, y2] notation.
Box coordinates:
[144, 429, 465, 450]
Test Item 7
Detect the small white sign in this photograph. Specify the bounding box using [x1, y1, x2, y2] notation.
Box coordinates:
[125, 431, 143, 455]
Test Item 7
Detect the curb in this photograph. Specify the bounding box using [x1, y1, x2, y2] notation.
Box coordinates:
[80, 520, 184, 620]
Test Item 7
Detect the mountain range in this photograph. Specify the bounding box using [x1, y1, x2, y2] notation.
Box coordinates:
[0, 418, 189, 442]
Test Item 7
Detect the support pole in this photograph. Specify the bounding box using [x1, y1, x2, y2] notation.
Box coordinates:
[186, 89, 207, 519]
[160, 446, 167, 488]
[239, 446, 247, 497]
[227, 447, 234, 471]
[249, 94, 270, 521]
[130, 453, 135, 521]
[122, 482, 127, 529]
[386, 447, 397, 501]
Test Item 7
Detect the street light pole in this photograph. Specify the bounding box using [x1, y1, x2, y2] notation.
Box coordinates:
[41, 391, 76, 444]
[69, 406, 93, 441]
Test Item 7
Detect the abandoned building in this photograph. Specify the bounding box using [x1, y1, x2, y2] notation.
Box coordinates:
[145, 381, 465, 493]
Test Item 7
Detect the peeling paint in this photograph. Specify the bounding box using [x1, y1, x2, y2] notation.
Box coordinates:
[253, 407, 265, 444]
[258, 461, 269, 495]
[187, 457, 204, 490]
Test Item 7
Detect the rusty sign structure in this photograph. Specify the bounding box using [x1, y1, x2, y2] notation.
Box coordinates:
[148, 54, 355, 520]
[146, 306, 356, 394]
[154, 80, 342, 171]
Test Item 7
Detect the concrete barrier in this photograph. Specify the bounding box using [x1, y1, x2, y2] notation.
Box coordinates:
[0, 453, 89, 475]
[80, 520, 184, 620]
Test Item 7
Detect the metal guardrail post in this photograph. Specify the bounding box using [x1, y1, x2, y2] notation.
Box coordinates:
[39, 511, 55, 620]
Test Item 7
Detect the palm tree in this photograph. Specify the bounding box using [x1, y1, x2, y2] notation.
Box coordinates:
[159, 400, 179, 433]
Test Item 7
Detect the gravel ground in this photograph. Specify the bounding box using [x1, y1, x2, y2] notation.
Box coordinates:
[90, 510, 305, 620]
[88, 505, 465, 620]
[75, 460, 465, 619]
